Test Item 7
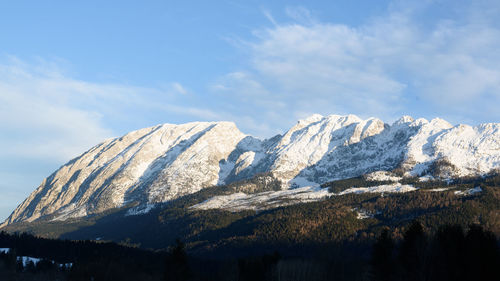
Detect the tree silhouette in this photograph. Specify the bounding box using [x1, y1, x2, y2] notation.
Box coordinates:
[398, 221, 428, 281]
[371, 229, 395, 281]
[165, 239, 191, 281]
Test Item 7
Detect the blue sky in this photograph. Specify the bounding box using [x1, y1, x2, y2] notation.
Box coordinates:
[1, 0, 499, 221]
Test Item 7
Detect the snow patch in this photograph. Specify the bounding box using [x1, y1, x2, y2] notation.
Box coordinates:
[427, 187, 453, 192]
[52, 204, 88, 221]
[418, 175, 434, 182]
[217, 159, 235, 184]
[125, 204, 156, 216]
[289, 177, 319, 188]
[18, 256, 73, 268]
[454, 186, 482, 196]
[191, 186, 330, 212]
[365, 171, 401, 182]
[192, 183, 418, 212]
[0, 249, 73, 267]
[19, 256, 41, 266]
[191, 181, 421, 212]
[337, 184, 417, 195]
[352, 208, 380, 219]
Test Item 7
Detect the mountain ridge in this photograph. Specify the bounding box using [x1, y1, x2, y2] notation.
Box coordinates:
[3, 114, 500, 226]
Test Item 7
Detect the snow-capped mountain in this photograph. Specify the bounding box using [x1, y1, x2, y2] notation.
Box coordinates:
[3, 114, 500, 225]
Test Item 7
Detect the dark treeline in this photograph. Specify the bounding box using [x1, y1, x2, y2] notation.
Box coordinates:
[371, 222, 500, 281]
[0, 231, 166, 280]
[1, 222, 499, 281]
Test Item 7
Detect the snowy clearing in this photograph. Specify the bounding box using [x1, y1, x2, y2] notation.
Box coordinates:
[454, 187, 482, 196]
[365, 171, 401, 182]
[337, 184, 417, 195]
[125, 203, 157, 216]
[191, 186, 331, 212]
[191, 183, 418, 212]
[352, 208, 380, 219]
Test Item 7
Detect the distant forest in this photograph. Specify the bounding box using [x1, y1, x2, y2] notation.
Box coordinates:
[0, 221, 499, 281]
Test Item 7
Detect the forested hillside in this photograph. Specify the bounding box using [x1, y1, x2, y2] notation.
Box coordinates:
[1, 221, 499, 281]
[2, 175, 499, 258]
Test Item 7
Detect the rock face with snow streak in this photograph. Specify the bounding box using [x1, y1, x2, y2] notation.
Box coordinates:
[3, 114, 500, 225]
[5, 122, 249, 224]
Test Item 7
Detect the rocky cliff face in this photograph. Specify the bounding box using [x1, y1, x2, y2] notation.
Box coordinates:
[3, 114, 500, 225]
[5, 122, 249, 224]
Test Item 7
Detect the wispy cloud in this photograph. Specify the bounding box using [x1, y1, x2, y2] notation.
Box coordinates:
[171, 82, 188, 95]
[285, 6, 316, 25]
[262, 9, 278, 26]
[0, 57, 220, 162]
[0, 60, 112, 161]
[213, 1, 500, 128]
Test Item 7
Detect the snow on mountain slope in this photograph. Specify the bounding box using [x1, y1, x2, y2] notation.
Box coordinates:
[191, 186, 331, 212]
[293, 116, 500, 185]
[269, 114, 386, 186]
[429, 123, 500, 176]
[3, 114, 499, 225]
[4, 121, 249, 224]
[337, 184, 417, 195]
[292, 116, 416, 185]
[190, 183, 417, 212]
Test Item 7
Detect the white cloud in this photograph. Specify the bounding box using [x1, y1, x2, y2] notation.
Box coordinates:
[171, 82, 188, 95]
[285, 6, 315, 25]
[262, 9, 277, 26]
[0, 63, 112, 161]
[213, 2, 500, 127]
[0, 58, 221, 162]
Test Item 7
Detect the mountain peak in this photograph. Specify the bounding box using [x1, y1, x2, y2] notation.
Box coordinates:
[394, 115, 415, 125]
[3, 114, 499, 225]
[429, 117, 453, 129]
[297, 114, 324, 125]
